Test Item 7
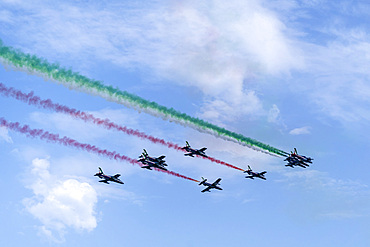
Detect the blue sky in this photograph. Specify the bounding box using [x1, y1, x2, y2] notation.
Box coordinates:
[1, 0, 370, 246]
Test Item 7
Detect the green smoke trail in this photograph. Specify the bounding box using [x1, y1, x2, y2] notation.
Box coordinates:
[0, 39, 288, 157]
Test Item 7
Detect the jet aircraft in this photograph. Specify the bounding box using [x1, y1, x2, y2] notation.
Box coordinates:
[199, 177, 222, 193]
[244, 165, 267, 180]
[137, 149, 168, 171]
[284, 156, 309, 168]
[290, 148, 313, 164]
[181, 141, 208, 158]
[139, 159, 168, 171]
[94, 167, 124, 184]
[138, 149, 166, 164]
[284, 148, 312, 168]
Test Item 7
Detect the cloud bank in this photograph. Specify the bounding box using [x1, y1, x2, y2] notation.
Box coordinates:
[0, 0, 302, 124]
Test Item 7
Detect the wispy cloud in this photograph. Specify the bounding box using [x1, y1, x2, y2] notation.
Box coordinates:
[3, 0, 370, 129]
[269, 1, 370, 127]
[4, 0, 370, 134]
[0, 0, 303, 124]
[199, 91, 264, 124]
[280, 169, 370, 219]
[0, 126, 13, 143]
[305, 40, 370, 124]
[268, 104, 281, 124]
[289, 126, 311, 135]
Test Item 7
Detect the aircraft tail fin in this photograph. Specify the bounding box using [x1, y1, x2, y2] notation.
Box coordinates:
[186, 141, 190, 147]
[199, 177, 207, 185]
[294, 148, 298, 154]
[98, 167, 104, 174]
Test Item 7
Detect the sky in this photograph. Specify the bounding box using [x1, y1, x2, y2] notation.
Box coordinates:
[1, 0, 370, 246]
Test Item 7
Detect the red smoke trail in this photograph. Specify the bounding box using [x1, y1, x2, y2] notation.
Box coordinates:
[204, 156, 245, 171]
[0, 83, 183, 151]
[0, 83, 244, 172]
[0, 117, 199, 182]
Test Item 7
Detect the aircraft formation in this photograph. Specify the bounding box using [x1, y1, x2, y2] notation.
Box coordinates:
[95, 142, 313, 193]
[284, 148, 313, 168]
[0, 45, 314, 194]
[0, 81, 315, 192]
[137, 149, 168, 171]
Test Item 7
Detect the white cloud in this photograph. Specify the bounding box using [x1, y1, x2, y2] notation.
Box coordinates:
[0, 0, 303, 123]
[289, 126, 311, 135]
[140, 0, 302, 122]
[305, 39, 370, 124]
[6, 0, 370, 128]
[268, 104, 281, 123]
[199, 91, 264, 123]
[0, 126, 13, 143]
[268, 1, 370, 126]
[23, 158, 98, 242]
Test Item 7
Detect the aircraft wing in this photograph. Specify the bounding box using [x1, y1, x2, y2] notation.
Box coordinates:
[201, 187, 211, 193]
[155, 165, 168, 171]
[212, 178, 222, 186]
[298, 163, 308, 168]
[199, 147, 207, 152]
[137, 158, 146, 163]
[288, 160, 308, 168]
[113, 174, 121, 178]
[260, 171, 267, 175]
[198, 152, 208, 157]
[99, 179, 109, 184]
[157, 155, 166, 160]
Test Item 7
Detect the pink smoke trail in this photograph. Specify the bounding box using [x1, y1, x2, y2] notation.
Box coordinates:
[204, 156, 245, 171]
[0, 83, 244, 172]
[0, 83, 182, 150]
[0, 117, 199, 182]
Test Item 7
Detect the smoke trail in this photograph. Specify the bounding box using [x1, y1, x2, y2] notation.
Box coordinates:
[0, 82, 183, 150]
[205, 156, 245, 171]
[0, 117, 199, 182]
[0, 40, 289, 157]
[0, 82, 247, 171]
